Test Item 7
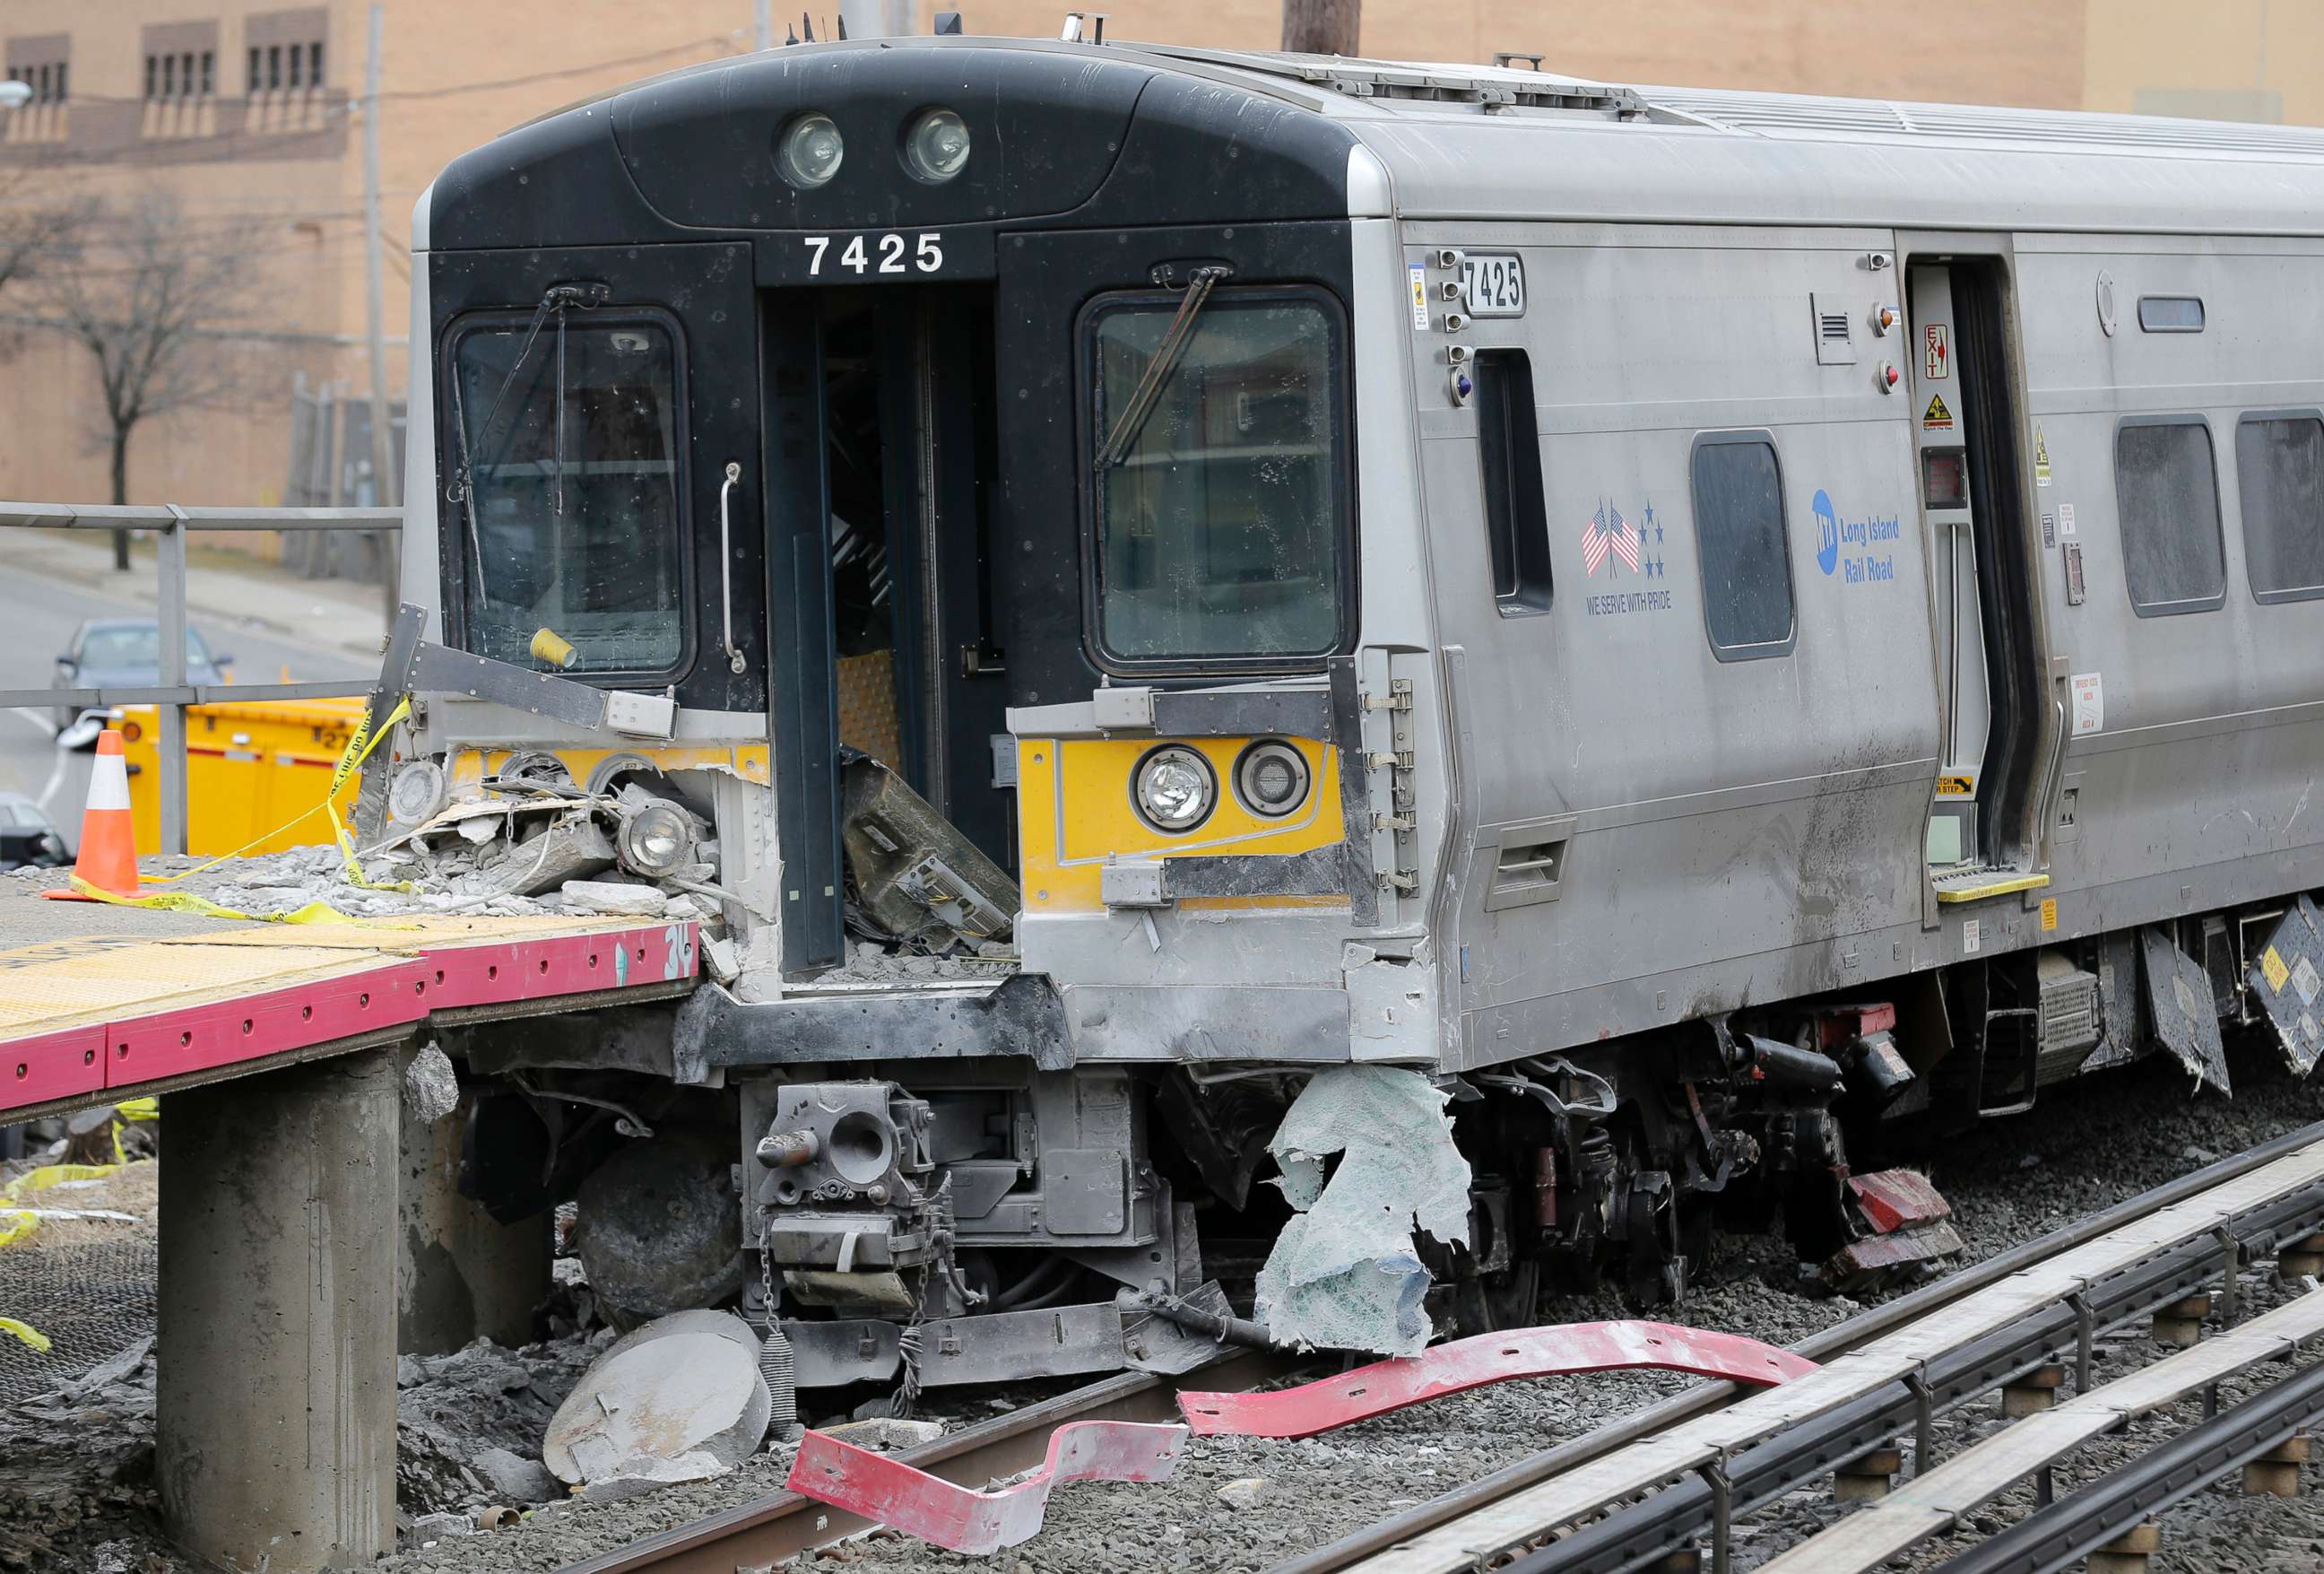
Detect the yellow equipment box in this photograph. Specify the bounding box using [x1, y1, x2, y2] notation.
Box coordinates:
[117, 697, 365, 857]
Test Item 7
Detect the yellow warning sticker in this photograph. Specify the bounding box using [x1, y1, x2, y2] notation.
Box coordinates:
[2040, 898, 2059, 933]
[2034, 424, 2052, 485]
[1936, 774, 1975, 798]
[1922, 393, 1954, 430]
[2264, 945, 2292, 993]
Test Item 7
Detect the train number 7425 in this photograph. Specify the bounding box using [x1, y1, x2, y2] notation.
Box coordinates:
[803, 232, 945, 276]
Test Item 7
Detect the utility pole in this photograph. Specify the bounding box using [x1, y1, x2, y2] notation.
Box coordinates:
[755, 0, 773, 50]
[1279, 0, 1360, 56]
[838, 0, 915, 38]
[361, 1, 397, 626]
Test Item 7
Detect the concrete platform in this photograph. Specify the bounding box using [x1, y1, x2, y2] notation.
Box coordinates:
[0, 883, 698, 1120]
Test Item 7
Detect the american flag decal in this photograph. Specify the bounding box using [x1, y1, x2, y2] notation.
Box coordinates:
[1583, 500, 1640, 577]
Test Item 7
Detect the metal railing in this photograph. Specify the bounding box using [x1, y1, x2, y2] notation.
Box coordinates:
[0, 503, 402, 855]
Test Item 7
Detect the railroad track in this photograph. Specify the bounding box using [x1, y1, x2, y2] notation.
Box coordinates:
[551, 1344, 1305, 1573]
[1279, 1117, 2324, 1574]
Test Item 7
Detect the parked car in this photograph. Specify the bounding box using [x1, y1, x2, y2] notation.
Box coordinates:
[54, 618, 233, 735]
[0, 791, 67, 870]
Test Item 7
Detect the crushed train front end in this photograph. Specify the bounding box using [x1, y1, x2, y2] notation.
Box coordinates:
[379, 37, 1455, 1385]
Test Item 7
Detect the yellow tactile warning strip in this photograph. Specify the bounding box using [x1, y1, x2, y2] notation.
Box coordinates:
[0, 938, 394, 1039]
[159, 914, 666, 950]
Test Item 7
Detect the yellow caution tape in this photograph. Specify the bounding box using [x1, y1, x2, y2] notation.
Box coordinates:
[0, 1211, 38, 1248]
[3, 1161, 122, 1199]
[0, 1317, 49, 1352]
[117, 1098, 159, 1123]
[64, 879, 373, 925]
[142, 695, 416, 891]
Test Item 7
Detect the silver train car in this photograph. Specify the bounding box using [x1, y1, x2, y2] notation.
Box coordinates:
[379, 34, 2324, 1383]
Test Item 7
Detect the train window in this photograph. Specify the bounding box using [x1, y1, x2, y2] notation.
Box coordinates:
[2115, 417, 2225, 617]
[2237, 414, 2324, 604]
[1690, 432, 1796, 660]
[448, 315, 690, 675]
[1475, 349, 1552, 614]
[1086, 290, 1348, 667]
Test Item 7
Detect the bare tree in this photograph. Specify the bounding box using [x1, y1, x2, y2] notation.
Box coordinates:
[0, 166, 86, 298]
[36, 196, 262, 569]
[1281, 0, 1360, 57]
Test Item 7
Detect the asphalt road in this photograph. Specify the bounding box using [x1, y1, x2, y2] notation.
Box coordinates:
[0, 568, 369, 853]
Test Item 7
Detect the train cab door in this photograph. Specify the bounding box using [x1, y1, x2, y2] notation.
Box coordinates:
[758, 283, 1010, 977]
[1904, 255, 2047, 893]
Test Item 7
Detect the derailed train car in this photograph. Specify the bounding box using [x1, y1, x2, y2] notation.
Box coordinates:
[374, 34, 2324, 1387]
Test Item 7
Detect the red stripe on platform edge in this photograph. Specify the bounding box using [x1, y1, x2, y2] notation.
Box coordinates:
[1, 1024, 108, 1112]
[104, 958, 429, 1090]
[417, 921, 698, 1009]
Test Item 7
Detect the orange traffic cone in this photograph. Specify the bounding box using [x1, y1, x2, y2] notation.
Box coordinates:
[44, 728, 141, 901]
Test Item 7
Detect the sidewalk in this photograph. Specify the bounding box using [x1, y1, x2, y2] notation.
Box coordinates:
[5, 529, 390, 664]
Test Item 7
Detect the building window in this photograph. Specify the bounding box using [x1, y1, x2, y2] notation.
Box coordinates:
[1473, 349, 1552, 614]
[1691, 431, 1797, 659]
[2236, 413, 2324, 604]
[2115, 416, 2224, 616]
[247, 46, 259, 93]
[309, 40, 323, 85]
[200, 51, 212, 96]
[267, 45, 282, 91]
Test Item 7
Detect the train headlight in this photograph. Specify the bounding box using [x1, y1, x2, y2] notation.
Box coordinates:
[777, 113, 845, 188]
[902, 108, 971, 183]
[1234, 741, 1311, 818]
[1132, 746, 1215, 834]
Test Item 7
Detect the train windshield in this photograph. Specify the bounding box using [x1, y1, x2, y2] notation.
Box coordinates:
[451, 317, 687, 674]
[1089, 292, 1344, 665]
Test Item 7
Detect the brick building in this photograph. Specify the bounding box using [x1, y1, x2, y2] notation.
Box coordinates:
[0, 0, 2309, 515]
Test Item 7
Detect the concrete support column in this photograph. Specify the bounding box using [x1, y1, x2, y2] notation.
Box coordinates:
[397, 1050, 552, 1355]
[158, 1049, 397, 1570]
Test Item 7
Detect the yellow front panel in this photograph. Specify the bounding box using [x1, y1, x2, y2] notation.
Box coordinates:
[1018, 735, 1345, 914]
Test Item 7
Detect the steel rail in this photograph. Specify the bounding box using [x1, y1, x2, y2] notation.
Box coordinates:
[1936, 1356, 2324, 1574]
[554, 1344, 1309, 1574]
[1275, 1116, 2324, 1574]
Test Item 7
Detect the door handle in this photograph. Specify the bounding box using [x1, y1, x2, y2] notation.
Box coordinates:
[718, 461, 745, 675]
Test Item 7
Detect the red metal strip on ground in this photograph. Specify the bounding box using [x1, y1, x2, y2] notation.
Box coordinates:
[785, 1420, 1191, 1555]
[1177, 1322, 1818, 1440]
[106, 960, 428, 1087]
[1849, 1168, 1950, 1233]
[3, 1024, 107, 1109]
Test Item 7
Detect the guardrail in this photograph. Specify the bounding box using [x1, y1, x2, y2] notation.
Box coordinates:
[0, 503, 402, 855]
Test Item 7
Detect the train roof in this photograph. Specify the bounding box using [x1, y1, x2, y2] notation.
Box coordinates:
[428, 37, 2324, 250]
[1118, 40, 2324, 237]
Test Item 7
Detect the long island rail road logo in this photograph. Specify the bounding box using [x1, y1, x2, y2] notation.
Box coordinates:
[1814, 488, 1901, 586]
[1583, 499, 1676, 617]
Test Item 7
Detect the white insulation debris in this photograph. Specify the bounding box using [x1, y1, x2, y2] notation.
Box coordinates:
[1253, 1065, 1471, 1356]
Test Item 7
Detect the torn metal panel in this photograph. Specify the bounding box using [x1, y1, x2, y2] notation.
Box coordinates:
[1177, 1321, 1817, 1439]
[1347, 941, 1439, 1062]
[2248, 896, 2324, 1077]
[1253, 1065, 1471, 1356]
[786, 1418, 1189, 1555]
[2140, 924, 2232, 1095]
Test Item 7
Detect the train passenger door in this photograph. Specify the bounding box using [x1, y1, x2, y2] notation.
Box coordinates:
[1904, 256, 2046, 890]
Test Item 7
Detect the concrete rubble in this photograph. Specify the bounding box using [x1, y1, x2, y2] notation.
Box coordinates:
[543, 1310, 773, 1497]
[403, 1043, 460, 1125]
[1253, 1065, 1473, 1357]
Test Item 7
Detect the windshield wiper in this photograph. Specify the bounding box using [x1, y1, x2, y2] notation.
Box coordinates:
[447, 280, 608, 601]
[1092, 265, 1231, 472]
